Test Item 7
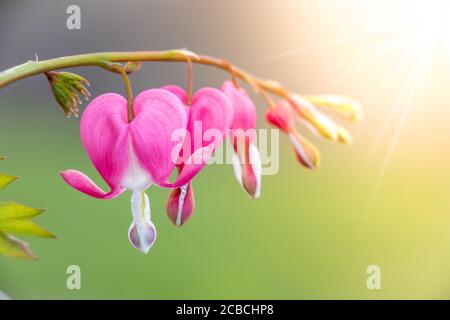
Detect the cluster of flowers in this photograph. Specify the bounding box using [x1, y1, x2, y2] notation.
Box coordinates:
[60, 79, 361, 253]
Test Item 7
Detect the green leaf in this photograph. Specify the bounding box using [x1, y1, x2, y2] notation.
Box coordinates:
[0, 201, 43, 220]
[0, 202, 55, 237]
[0, 232, 37, 259]
[0, 174, 17, 191]
[0, 156, 56, 259]
[0, 217, 55, 238]
[0, 157, 18, 191]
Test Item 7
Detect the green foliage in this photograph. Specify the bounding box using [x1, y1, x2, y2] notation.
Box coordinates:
[0, 174, 17, 191]
[0, 156, 55, 259]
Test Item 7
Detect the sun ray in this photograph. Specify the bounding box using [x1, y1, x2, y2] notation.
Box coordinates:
[358, 40, 421, 117]
[253, 20, 417, 65]
[360, 50, 422, 171]
[325, 33, 417, 87]
[362, 34, 437, 223]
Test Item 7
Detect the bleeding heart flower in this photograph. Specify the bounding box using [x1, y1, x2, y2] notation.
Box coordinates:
[162, 85, 233, 226]
[266, 99, 320, 169]
[60, 89, 211, 253]
[221, 81, 262, 198]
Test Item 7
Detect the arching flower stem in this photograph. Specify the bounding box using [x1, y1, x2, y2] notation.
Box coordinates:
[0, 50, 291, 110]
[116, 65, 135, 122]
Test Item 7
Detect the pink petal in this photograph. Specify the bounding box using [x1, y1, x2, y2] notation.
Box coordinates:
[166, 182, 195, 226]
[187, 87, 233, 151]
[222, 81, 262, 197]
[161, 85, 188, 109]
[265, 99, 296, 132]
[221, 81, 257, 132]
[62, 93, 129, 197]
[232, 140, 261, 199]
[130, 89, 187, 185]
[60, 170, 125, 199]
[158, 87, 233, 188]
[164, 86, 233, 158]
[158, 143, 214, 188]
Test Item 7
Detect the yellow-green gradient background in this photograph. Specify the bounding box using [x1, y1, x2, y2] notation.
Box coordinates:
[1, 0, 450, 299]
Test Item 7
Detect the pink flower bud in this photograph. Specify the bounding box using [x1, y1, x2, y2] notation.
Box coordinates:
[166, 182, 195, 226]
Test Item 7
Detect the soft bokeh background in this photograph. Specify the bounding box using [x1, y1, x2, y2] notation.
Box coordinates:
[1, 0, 450, 299]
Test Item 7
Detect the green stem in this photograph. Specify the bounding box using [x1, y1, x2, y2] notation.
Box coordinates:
[0, 50, 289, 99]
[186, 57, 193, 106]
[116, 66, 134, 122]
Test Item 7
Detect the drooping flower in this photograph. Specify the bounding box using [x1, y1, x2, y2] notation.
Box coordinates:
[60, 89, 211, 253]
[162, 85, 233, 226]
[266, 99, 320, 169]
[221, 81, 262, 198]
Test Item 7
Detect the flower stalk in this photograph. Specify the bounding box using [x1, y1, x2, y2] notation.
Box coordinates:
[186, 57, 193, 106]
[116, 66, 135, 122]
[0, 50, 290, 108]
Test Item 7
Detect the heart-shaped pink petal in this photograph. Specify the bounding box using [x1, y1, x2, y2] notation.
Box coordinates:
[158, 86, 233, 188]
[61, 93, 129, 198]
[130, 89, 188, 186]
[221, 81, 256, 132]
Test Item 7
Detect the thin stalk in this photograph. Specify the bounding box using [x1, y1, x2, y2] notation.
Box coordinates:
[116, 66, 135, 122]
[0, 50, 290, 100]
[186, 57, 193, 106]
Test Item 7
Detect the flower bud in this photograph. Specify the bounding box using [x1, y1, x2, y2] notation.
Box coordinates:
[166, 183, 195, 226]
[45, 71, 90, 117]
[289, 94, 338, 141]
[266, 100, 320, 169]
[265, 100, 295, 132]
[303, 95, 363, 122]
[289, 130, 320, 169]
[336, 125, 353, 144]
[232, 137, 261, 198]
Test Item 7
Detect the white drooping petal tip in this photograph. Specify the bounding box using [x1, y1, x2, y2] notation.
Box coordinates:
[128, 222, 156, 254]
[231, 142, 262, 199]
[128, 191, 156, 254]
[249, 142, 262, 198]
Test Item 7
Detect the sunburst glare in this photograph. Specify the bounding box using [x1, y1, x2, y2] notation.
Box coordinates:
[255, 0, 450, 223]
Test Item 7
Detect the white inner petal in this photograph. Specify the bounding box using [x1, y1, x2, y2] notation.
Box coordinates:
[130, 190, 155, 253]
[121, 138, 152, 191]
[176, 184, 189, 226]
[231, 151, 243, 187]
[249, 143, 262, 198]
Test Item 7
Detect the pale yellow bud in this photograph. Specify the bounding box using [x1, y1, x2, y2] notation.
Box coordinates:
[304, 95, 363, 122]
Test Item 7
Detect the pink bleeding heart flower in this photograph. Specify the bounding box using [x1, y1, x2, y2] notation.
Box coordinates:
[60, 89, 211, 254]
[162, 85, 233, 226]
[265, 99, 320, 169]
[221, 81, 262, 198]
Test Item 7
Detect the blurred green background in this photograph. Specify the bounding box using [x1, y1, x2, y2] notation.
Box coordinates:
[1, 0, 450, 299]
